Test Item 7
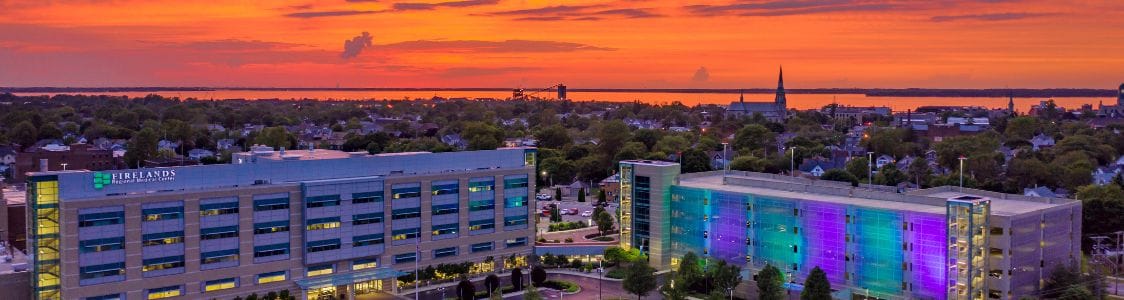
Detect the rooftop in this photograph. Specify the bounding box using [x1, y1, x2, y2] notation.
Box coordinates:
[677, 171, 1075, 216]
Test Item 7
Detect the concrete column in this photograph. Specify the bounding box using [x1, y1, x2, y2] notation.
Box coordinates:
[348, 283, 355, 300]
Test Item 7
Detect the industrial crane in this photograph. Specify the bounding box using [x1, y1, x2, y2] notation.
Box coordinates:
[512, 83, 567, 100]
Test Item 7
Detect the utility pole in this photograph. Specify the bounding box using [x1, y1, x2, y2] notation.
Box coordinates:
[1092, 236, 1115, 299]
[722, 142, 729, 176]
[958, 156, 967, 192]
[790, 146, 796, 177]
[867, 152, 874, 188]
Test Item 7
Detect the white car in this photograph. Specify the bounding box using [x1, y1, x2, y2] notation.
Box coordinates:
[580, 210, 593, 217]
[536, 193, 552, 200]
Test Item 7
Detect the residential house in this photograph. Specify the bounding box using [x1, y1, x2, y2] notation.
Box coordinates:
[1030, 133, 1055, 151]
[798, 156, 847, 177]
[441, 134, 467, 150]
[1092, 166, 1122, 186]
[875, 154, 895, 169]
[187, 149, 215, 160]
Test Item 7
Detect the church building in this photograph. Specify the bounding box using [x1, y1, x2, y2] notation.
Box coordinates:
[727, 68, 788, 122]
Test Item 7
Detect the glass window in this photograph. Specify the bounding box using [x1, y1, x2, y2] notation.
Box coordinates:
[199, 201, 238, 216]
[471, 242, 493, 253]
[253, 220, 290, 234]
[469, 199, 495, 211]
[306, 195, 341, 208]
[469, 219, 495, 231]
[468, 179, 495, 193]
[353, 213, 384, 225]
[391, 228, 420, 241]
[147, 286, 182, 299]
[78, 211, 124, 227]
[504, 196, 527, 208]
[505, 237, 528, 248]
[432, 223, 459, 236]
[432, 203, 459, 215]
[504, 176, 529, 189]
[79, 237, 124, 253]
[392, 185, 422, 199]
[307, 264, 334, 277]
[307, 239, 341, 253]
[200, 225, 239, 240]
[253, 198, 289, 211]
[434, 247, 457, 258]
[306, 217, 341, 231]
[257, 271, 287, 284]
[142, 231, 184, 246]
[352, 191, 384, 204]
[431, 182, 459, 195]
[86, 294, 123, 300]
[394, 252, 417, 264]
[352, 258, 379, 270]
[142, 255, 185, 272]
[79, 262, 125, 280]
[504, 215, 528, 227]
[353, 234, 385, 247]
[254, 243, 289, 258]
[203, 277, 237, 292]
[201, 249, 239, 265]
[142, 206, 182, 222]
[392, 207, 421, 220]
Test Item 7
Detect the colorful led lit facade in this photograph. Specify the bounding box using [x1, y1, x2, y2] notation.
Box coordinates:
[621, 162, 1081, 300]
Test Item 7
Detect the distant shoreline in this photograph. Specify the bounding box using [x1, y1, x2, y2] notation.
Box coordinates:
[1, 87, 1116, 98]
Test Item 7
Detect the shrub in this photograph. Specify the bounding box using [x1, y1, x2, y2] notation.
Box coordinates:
[564, 237, 573, 243]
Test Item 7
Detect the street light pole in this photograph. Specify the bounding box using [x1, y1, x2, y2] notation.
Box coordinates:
[958, 156, 967, 192]
[867, 152, 874, 187]
[598, 259, 603, 300]
[722, 142, 729, 176]
[790, 146, 796, 177]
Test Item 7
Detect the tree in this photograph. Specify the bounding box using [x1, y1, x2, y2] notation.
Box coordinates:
[598, 120, 631, 159]
[511, 267, 524, 291]
[706, 259, 741, 295]
[676, 252, 704, 291]
[730, 155, 767, 172]
[845, 157, 871, 180]
[523, 284, 543, 300]
[531, 266, 547, 286]
[681, 148, 713, 173]
[660, 279, 688, 300]
[616, 142, 649, 162]
[1006, 158, 1051, 190]
[733, 124, 775, 154]
[457, 278, 476, 300]
[124, 127, 159, 168]
[906, 158, 932, 187]
[255, 126, 294, 150]
[1004, 117, 1041, 142]
[821, 169, 859, 186]
[595, 211, 614, 236]
[755, 264, 785, 300]
[655, 135, 690, 155]
[554, 188, 562, 201]
[484, 274, 501, 296]
[535, 125, 571, 149]
[38, 123, 63, 140]
[462, 121, 504, 150]
[801, 266, 831, 300]
[874, 163, 907, 186]
[623, 261, 657, 300]
[577, 188, 586, 202]
[1076, 184, 1124, 248]
[1043, 264, 1102, 299]
[489, 288, 503, 300]
[598, 189, 607, 204]
[1059, 286, 1093, 300]
[12, 121, 38, 150]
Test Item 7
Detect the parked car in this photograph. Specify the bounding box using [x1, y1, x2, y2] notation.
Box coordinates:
[580, 210, 593, 217]
[566, 208, 580, 215]
[536, 193, 552, 200]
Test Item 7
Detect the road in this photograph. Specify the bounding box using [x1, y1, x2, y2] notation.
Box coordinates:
[502, 273, 665, 300]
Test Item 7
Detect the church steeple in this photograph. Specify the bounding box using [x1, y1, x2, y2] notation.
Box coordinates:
[1007, 89, 1015, 114]
[774, 66, 786, 109]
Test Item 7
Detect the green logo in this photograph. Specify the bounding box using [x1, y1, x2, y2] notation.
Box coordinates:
[93, 172, 112, 190]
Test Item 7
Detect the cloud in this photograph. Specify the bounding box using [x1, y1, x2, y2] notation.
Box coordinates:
[440, 67, 539, 77]
[692, 66, 709, 82]
[485, 4, 660, 21]
[685, 0, 898, 17]
[345, 0, 380, 2]
[393, 0, 499, 11]
[931, 12, 1055, 22]
[380, 39, 615, 53]
[342, 32, 374, 59]
[284, 10, 382, 18]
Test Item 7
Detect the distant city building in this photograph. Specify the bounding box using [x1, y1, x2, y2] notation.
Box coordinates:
[1097, 83, 1124, 117]
[727, 68, 788, 122]
[12, 143, 120, 183]
[824, 105, 891, 121]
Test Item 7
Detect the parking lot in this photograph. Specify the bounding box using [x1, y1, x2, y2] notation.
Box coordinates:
[534, 189, 617, 229]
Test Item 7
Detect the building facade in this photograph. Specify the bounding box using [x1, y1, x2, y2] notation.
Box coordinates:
[27, 147, 537, 300]
[619, 162, 1081, 300]
[13, 143, 121, 183]
[726, 68, 788, 122]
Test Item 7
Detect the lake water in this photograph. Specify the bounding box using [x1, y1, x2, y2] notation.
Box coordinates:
[13, 90, 1112, 113]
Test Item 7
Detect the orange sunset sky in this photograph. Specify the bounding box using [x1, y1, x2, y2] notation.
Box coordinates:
[1, 0, 1122, 89]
